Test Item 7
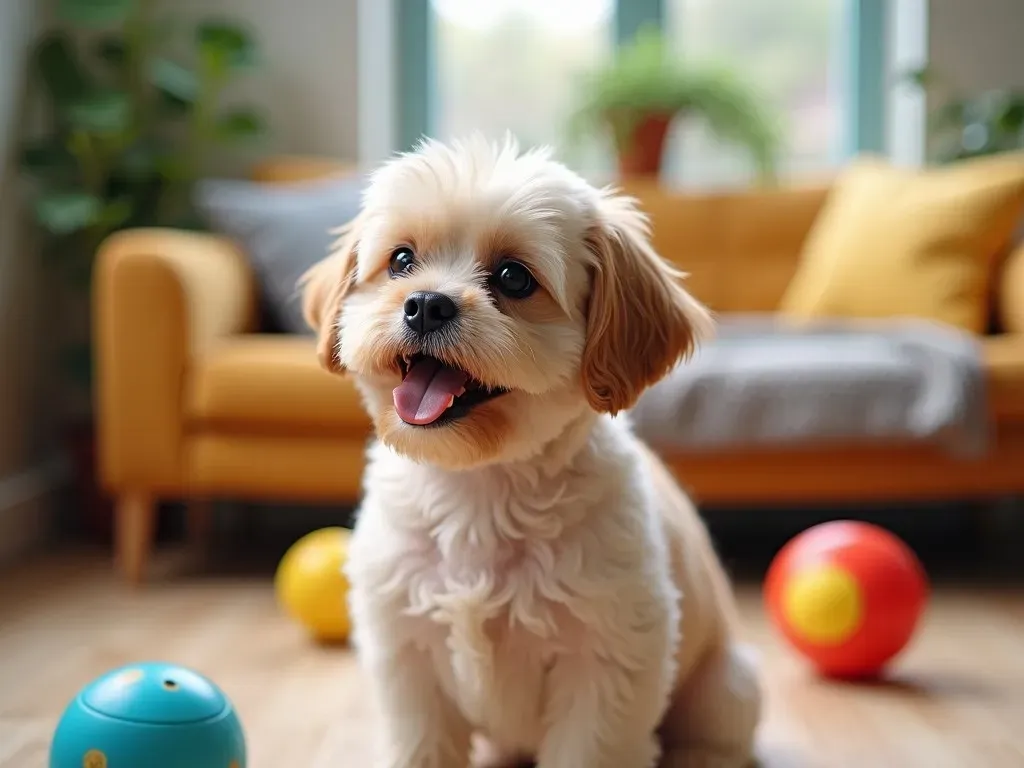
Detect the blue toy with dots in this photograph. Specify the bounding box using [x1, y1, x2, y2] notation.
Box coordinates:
[50, 662, 246, 768]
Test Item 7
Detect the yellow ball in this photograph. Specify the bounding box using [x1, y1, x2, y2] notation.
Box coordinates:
[274, 527, 352, 643]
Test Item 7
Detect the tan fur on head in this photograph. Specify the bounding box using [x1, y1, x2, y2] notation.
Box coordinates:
[582, 191, 713, 414]
[298, 134, 712, 468]
[299, 214, 364, 373]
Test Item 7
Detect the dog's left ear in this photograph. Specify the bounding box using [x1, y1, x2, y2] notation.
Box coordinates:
[299, 213, 364, 373]
[582, 190, 713, 414]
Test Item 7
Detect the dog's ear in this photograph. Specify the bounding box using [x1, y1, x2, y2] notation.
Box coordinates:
[299, 214, 363, 374]
[581, 190, 713, 414]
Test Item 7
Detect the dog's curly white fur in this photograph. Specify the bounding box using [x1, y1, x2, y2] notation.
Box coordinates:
[301, 135, 761, 768]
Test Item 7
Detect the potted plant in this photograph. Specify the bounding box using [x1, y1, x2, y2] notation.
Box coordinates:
[569, 27, 780, 179]
[903, 67, 1024, 163]
[18, 0, 268, 537]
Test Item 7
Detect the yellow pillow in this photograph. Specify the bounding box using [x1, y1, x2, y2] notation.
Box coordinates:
[780, 153, 1024, 333]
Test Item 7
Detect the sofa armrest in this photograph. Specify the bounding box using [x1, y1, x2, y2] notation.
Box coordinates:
[94, 228, 256, 492]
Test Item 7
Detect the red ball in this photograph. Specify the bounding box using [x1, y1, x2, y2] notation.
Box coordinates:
[764, 520, 929, 679]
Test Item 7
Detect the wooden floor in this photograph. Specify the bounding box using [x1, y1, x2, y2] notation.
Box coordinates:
[1, 551, 1022, 768]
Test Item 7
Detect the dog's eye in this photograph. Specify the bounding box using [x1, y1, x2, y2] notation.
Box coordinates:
[493, 260, 536, 299]
[388, 247, 416, 277]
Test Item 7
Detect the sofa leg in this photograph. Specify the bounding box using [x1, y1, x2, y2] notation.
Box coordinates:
[116, 492, 156, 584]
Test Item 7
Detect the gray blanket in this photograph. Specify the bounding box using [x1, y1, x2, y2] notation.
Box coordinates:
[629, 314, 990, 458]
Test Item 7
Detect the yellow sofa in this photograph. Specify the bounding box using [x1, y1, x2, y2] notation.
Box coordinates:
[94, 158, 1024, 582]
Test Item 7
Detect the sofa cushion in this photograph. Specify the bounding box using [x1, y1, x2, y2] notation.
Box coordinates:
[780, 153, 1024, 333]
[194, 174, 365, 335]
[629, 314, 989, 457]
[186, 336, 371, 434]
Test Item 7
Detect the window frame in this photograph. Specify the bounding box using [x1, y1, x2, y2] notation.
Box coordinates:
[371, 0, 894, 167]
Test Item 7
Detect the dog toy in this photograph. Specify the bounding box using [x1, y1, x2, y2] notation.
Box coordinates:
[764, 520, 928, 679]
[275, 526, 352, 643]
[50, 662, 245, 768]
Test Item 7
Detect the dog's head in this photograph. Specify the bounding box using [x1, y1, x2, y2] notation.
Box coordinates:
[301, 135, 711, 468]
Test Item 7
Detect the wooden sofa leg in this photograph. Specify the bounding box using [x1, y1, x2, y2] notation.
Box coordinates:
[116, 492, 156, 584]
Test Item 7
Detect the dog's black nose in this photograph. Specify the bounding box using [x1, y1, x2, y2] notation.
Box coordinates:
[404, 291, 458, 335]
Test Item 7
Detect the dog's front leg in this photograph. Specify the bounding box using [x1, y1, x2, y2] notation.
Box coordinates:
[534, 624, 675, 768]
[364, 641, 473, 768]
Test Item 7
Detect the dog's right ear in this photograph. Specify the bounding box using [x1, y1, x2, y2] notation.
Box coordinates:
[581, 190, 713, 414]
[299, 214, 363, 374]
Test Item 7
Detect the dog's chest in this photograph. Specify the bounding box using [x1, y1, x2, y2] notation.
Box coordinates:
[360, 451, 610, 747]
[408, 536, 581, 746]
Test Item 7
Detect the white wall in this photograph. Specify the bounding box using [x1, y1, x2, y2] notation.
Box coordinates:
[174, 0, 361, 171]
[928, 0, 1024, 93]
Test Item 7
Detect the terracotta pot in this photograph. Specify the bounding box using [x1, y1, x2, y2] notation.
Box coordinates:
[616, 112, 675, 178]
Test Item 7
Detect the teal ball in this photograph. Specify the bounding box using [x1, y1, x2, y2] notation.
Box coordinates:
[50, 662, 245, 768]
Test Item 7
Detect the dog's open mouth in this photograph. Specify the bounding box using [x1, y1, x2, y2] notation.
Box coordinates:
[393, 354, 508, 426]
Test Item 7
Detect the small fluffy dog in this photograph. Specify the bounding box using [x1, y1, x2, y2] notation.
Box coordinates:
[301, 135, 760, 768]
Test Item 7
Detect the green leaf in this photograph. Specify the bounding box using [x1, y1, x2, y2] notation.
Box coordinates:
[66, 89, 132, 134]
[996, 95, 1024, 136]
[568, 26, 779, 177]
[114, 140, 160, 179]
[214, 108, 267, 142]
[154, 153, 191, 182]
[150, 58, 198, 107]
[34, 191, 103, 236]
[98, 197, 134, 229]
[196, 20, 258, 77]
[34, 32, 90, 107]
[57, 0, 133, 27]
[900, 66, 934, 89]
[94, 37, 127, 70]
[157, 90, 192, 118]
[19, 139, 76, 179]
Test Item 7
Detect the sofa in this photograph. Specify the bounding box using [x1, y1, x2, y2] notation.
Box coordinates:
[94, 156, 1024, 582]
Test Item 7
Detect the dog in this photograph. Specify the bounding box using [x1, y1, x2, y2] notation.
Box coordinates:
[300, 135, 761, 768]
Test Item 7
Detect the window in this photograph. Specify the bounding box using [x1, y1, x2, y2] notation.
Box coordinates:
[430, 0, 614, 177]
[386, 0, 888, 188]
[664, 0, 846, 188]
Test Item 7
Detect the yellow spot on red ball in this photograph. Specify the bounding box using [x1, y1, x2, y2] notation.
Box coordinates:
[782, 564, 863, 645]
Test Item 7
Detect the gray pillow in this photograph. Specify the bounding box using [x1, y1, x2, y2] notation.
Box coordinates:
[194, 174, 365, 335]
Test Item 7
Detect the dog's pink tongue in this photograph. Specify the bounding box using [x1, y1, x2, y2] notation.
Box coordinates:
[393, 358, 469, 425]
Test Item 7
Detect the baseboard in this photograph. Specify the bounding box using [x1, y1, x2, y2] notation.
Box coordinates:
[0, 456, 70, 567]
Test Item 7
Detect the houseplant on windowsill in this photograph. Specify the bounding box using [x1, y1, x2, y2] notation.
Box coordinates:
[903, 67, 1024, 163]
[19, 0, 268, 538]
[568, 27, 780, 180]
